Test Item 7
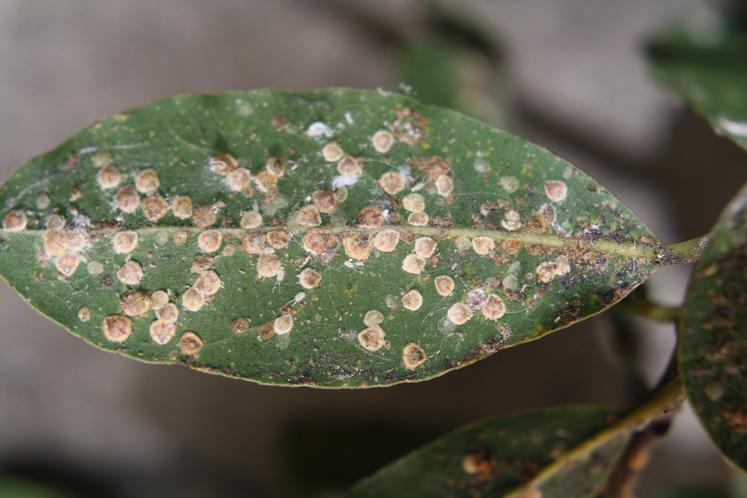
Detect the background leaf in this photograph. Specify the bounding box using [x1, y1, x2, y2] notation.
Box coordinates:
[680, 181, 747, 471]
[346, 405, 628, 498]
[647, 7, 747, 150]
[0, 89, 661, 387]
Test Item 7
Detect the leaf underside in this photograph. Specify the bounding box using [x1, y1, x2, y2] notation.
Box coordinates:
[0, 89, 659, 387]
[647, 10, 747, 150]
[680, 182, 747, 471]
[347, 405, 629, 498]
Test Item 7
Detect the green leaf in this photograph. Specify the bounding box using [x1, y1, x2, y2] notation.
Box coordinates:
[647, 8, 747, 150]
[680, 182, 747, 471]
[0, 89, 662, 387]
[346, 405, 629, 498]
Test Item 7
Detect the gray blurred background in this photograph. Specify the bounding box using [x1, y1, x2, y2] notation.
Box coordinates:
[1, 1, 746, 497]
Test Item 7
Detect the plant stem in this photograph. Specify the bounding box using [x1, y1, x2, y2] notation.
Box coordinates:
[505, 376, 685, 497]
[663, 235, 709, 264]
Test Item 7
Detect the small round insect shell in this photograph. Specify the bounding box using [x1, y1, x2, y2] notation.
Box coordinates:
[298, 268, 322, 289]
[267, 230, 289, 249]
[337, 156, 363, 176]
[179, 331, 204, 356]
[149, 319, 176, 345]
[358, 325, 386, 352]
[55, 253, 81, 277]
[43, 228, 69, 257]
[401, 254, 425, 275]
[197, 229, 222, 253]
[226, 168, 252, 192]
[481, 294, 506, 321]
[371, 130, 394, 153]
[172, 195, 193, 219]
[142, 194, 168, 221]
[407, 212, 429, 226]
[240, 211, 263, 229]
[414, 237, 437, 259]
[156, 302, 179, 323]
[209, 153, 239, 175]
[193, 270, 222, 297]
[402, 343, 427, 370]
[151, 290, 170, 309]
[434, 275, 455, 297]
[182, 288, 205, 311]
[501, 210, 522, 231]
[363, 309, 384, 326]
[112, 231, 138, 254]
[312, 190, 338, 213]
[471, 236, 495, 256]
[401, 290, 423, 311]
[117, 261, 143, 286]
[2, 210, 27, 232]
[379, 171, 405, 195]
[322, 142, 344, 162]
[357, 206, 385, 228]
[435, 175, 453, 197]
[303, 229, 337, 255]
[120, 290, 152, 317]
[544, 180, 568, 202]
[447, 303, 473, 325]
[343, 233, 373, 261]
[373, 229, 400, 252]
[135, 169, 160, 194]
[402, 193, 425, 213]
[292, 206, 321, 227]
[115, 185, 140, 213]
[97, 164, 121, 189]
[273, 313, 294, 335]
[102, 315, 132, 342]
[257, 253, 282, 278]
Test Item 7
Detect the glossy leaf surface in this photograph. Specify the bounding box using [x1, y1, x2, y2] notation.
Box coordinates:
[680, 182, 747, 470]
[347, 406, 629, 498]
[0, 89, 661, 387]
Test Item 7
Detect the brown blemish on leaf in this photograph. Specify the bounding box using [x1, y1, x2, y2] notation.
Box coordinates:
[267, 230, 289, 249]
[373, 229, 400, 252]
[414, 237, 437, 259]
[257, 253, 282, 278]
[298, 268, 322, 289]
[392, 108, 427, 145]
[102, 315, 131, 342]
[254, 171, 278, 194]
[2, 210, 27, 231]
[112, 231, 138, 254]
[501, 239, 522, 255]
[372, 130, 394, 153]
[197, 229, 222, 253]
[116, 261, 143, 285]
[115, 185, 140, 213]
[155, 302, 179, 323]
[407, 212, 429, 226]
[408, 156, 451, 186]
[536, 256, 571, 283]
[379, 171, 406, 195]
[43, 228, 69, 257]
[434, 275, 455, 296]
[232, 317, 250, 334]
[481, 294, 506, 321]
[322, 142, 344, 162]
[292, 206, 322, 227]
[312, 190, 339, 213]
[182, 288, 205, 311]
[257, 322, 274, 341]
[241, 232, 267, 255]
[448, 303, 473, 325]
[97, 164, 121, 190]
[193, 270, 222, 296]
[171, 195, 193, 219]
[78, 306, 92, 322]
[471, 236, 495, 256]
[225, 168, 252, 192]
[402, 290, 423, 311]
[402, 342, 427, 369]
[358, 325, 386, 352]
[149, 319, 176, 345]
[120, 290, 152, 317]
[209, 154, 239, 176]
[191, 255, 214, 274]
[142, 194, 168, 221]
[273, 313, 294, 335]
[343, 233, 374, 261]
[265, 157, 286, 177]
[544, 180, 568, 202]
[193, 204, 220, 228]
[357, 206, 385, 228]
[179, 331, 203, 356]
[402, 193, 425, 213]
[303, 229, 337, 255]
[462, 450, 496, 477]
[134, 169, 159, 194]
[402, 253, 425, 275]
[337, 156, 364, 176]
